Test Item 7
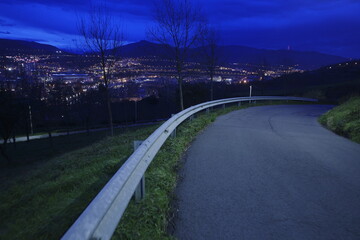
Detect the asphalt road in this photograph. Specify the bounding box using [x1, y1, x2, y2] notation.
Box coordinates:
[174, 105, 360, 240]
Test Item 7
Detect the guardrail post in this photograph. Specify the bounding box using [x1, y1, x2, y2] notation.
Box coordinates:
[171, 114, 176, 138]
[222, 104, 226, 109]
[171, 129, 177, 138]
[189, 115, 194, 121]
[238, 101, 241, 107]
[206, 108, 210, 114]
[133, 140, 145, 202]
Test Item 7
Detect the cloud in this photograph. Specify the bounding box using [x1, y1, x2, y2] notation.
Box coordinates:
[0, 18, 15, 26]
[0, 31, 11, 34]
[0, 0, 359, 57]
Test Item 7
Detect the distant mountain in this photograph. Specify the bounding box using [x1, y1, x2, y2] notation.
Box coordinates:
[0, 38, 62, 55]
[118, 40, 170, 58]
[215, 45, 348, 70]
[118, 41, 347, 70]
[0, 38, 348, 70]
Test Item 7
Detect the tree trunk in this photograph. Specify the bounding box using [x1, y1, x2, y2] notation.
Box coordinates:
[106, 89, 114, 136]
[26, 117, 30, 142]
[48, 130, 53, 148]
[86, 116, 90, 136]
[178, 77, 184, 111]
[134, 101, 138, 123]
[210, 74, 214, 101]
[0, 143, 10, 164]
[12, 132, 16, 147]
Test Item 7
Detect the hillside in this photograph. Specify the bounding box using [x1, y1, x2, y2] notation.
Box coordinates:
[217, 45, 347, 70]
[117, 40, 347, 70]
[0, 38, 62, 55]
[256, 60, 360, 102]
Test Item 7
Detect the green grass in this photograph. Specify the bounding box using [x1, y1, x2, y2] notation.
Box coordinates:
[0, 101, 314, 240]
[2, 130, 109, 165]
[2, 124, 160, 166]
[0, 125, 159, 240]
[319, 96, 360, 143]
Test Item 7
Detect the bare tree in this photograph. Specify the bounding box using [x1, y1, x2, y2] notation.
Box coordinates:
[199, 26, 221, 101]
[78, 5, 124, 136]
[149, 0, 205, 111]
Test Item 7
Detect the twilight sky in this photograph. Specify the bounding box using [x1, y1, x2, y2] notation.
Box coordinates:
[0, 0, 359, 58]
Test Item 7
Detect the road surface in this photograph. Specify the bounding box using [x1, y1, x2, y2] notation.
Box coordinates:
[174, 105, 360, 240]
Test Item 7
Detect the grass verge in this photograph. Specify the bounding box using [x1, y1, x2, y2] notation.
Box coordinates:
[319, 96, 360, 143]
[0, 101, 313, 240]
[0, 125, 159, 239]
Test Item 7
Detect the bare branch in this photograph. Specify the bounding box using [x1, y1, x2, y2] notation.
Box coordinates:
[148, 0, 205, 110]
[78, 4, 125, 136]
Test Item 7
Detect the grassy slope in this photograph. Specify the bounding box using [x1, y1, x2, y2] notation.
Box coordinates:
[0, 125, 159, 239]
[0, 101, 313, 240]
[319, 97, 360, 143]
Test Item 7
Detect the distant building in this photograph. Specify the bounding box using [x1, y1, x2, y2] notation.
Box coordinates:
[51, 73, 92, 83]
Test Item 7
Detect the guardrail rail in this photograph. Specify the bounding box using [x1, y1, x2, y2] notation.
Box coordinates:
[62, 96, 317, 240]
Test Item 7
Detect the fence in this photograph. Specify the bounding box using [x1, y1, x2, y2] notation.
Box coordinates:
[62, 96, 317, 240]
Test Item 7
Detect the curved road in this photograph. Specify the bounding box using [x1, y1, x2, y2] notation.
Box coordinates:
[174, 105, 360, 240]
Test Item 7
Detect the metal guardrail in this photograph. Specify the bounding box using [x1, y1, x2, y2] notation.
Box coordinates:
[61, 96, 317, 240]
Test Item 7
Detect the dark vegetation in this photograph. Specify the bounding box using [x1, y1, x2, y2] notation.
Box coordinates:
[257, 60, 360, 103]
[319, 97, 360, 143]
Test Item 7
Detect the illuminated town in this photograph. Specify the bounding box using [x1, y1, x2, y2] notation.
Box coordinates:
[0, 51, 303, 104]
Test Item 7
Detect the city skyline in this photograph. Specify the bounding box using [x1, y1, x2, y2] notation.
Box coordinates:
[0, 0, 360, 58]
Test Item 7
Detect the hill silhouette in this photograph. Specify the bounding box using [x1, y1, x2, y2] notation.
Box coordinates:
[0, 38, 62, 55]
[0, 38, 347, 69]
[117, 40, 347, 70]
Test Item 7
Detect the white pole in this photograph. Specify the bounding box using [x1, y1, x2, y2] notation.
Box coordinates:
[249, 85, 252, 103]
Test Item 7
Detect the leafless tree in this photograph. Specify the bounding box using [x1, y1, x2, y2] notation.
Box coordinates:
[78, 4, 124, 136]
[148, 0, 205, 111]
[199, 26, 221, 101]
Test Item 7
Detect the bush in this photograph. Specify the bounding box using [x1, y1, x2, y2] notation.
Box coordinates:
[319, 96, 360, 143]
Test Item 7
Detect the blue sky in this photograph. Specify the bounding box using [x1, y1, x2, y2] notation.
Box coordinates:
[0, 0, 359, 58]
